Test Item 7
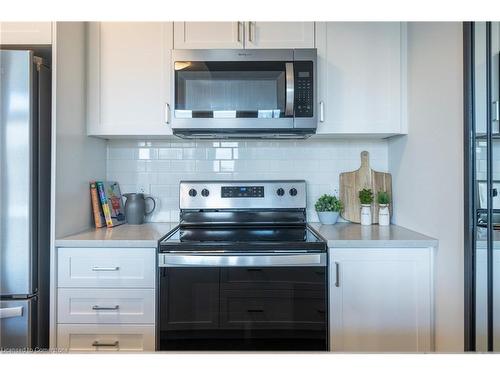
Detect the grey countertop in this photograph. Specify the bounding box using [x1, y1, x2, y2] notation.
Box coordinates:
[55, 222, 178, 248]
[55, 222, 437, 249]
[308, 222, 438, 248]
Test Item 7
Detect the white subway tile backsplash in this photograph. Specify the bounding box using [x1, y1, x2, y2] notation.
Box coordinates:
[207, 147, 232, 160]
[106, 138, 389, 223]
[159, 148, 183, 160]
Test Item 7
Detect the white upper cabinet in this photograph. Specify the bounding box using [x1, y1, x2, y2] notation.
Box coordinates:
[173, 22, 314, 49]
[174, 22, 244, 49]
[87, 22, 173, 137]
[330, 248, 433, 352]
[316, 22, 406, 136]
[245, 22, 315, 49]
[0, 22, 52, 44]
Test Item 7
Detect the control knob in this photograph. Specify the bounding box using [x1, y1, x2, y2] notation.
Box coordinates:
[289, 188, 298, 196]
[201, 189, 210, 197]
[276, 188, 285, 196]
[188, 188, 197, 197]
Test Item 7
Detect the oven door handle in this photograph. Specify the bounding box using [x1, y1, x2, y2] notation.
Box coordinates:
[158, 253, 326, 267]
[285, 62, 295, 117]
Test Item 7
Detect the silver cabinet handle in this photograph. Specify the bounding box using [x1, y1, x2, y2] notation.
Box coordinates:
[237, 21, 242, 43]
[92, 305, 119, 311]
[91, 266, 119, 271]
[92, 341, 119, 347]
[319, 101, 325, 122]
[335, 262, 340, 287]
[0, 306, 23, 319]
[165, 103, 171, 124]
[248, 21, 254, 43]
[493, 101, 499, 122]
[285, 62, 295, 117]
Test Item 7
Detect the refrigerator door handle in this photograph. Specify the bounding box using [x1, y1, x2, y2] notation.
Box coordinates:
[0, 306, 23, 319]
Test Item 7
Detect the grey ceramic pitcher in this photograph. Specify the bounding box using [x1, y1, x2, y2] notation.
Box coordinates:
[123, 193, 156, 225]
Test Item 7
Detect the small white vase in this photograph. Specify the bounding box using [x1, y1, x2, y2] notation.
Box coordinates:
[360, 204, 372, 226]
[378, 204, 390, 226]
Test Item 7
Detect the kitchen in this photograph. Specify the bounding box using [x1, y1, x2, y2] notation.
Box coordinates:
[0, 2, 484, 370]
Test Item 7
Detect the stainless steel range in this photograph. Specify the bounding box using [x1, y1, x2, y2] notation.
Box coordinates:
[158, 180, 328, 351]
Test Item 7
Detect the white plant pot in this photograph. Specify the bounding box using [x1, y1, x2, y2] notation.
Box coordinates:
[360, 204, 372, 226]
[317, 211, 340, 225]
[378, 204, 390, 226]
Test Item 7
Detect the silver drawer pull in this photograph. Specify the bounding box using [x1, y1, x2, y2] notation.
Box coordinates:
[92, 305, 119, 311]
[92, 340, 119, 347]
[92, 266, 120, 271]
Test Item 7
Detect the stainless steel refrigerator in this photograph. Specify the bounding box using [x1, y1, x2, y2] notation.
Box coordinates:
[0, 50, 51, 350]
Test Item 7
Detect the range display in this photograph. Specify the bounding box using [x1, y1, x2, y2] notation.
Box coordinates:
[221, 186, 264, 198]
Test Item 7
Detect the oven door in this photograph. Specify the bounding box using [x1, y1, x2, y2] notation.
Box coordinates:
[171, 49, 295, 132]
[158, 253, 327, 351]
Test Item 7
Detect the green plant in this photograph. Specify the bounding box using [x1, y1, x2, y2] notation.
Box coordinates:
[358, 188, 374, 205]
[315, 194, 343, 212]
[377, 191, 390, 205]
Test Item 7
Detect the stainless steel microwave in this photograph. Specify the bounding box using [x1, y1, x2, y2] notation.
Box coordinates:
[170, 49, 317, 139]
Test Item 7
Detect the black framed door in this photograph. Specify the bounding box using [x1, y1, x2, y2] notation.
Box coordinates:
[464, 21, 500, 352]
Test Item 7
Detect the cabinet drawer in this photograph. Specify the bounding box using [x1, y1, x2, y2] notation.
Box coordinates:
[57, 324, 155, 352]
[57, 247, 155, 288]
[57, 289, 154, 324]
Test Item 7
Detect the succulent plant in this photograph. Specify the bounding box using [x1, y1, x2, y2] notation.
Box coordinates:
[315, 194, 343, 212]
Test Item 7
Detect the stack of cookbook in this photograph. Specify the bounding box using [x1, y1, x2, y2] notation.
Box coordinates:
[89, 181, 126, 228]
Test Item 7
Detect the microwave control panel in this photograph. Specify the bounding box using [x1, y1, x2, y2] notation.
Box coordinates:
[294, 61, 314, 118]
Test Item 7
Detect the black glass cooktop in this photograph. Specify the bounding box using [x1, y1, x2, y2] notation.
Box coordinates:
[159, 224, 326, 253]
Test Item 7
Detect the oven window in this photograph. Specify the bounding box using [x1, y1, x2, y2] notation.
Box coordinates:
[174, 61, 288, 119]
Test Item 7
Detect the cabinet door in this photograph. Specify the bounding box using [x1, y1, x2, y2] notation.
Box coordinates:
[245, 22, 315, 49]
[87, 22, 173, 136]
[174, 22, 243, 49]
[160, 267, 220, 331]
[0, 22, 52, 44]
[329, 248, 433, 352]
[316, 22, 405, 135]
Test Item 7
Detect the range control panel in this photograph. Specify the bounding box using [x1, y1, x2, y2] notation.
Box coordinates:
[180, 180, 306, 210]
[221, 186, 264, 198]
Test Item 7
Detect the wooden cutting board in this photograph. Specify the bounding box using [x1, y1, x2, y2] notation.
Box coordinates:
[339, 151, 392, 224]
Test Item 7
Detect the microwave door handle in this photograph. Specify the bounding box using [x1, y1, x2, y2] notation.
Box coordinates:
[285, 62, 294, 117]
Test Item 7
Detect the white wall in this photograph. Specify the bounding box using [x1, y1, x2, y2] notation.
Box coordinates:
[53, 22, 106, 239]
[106, 138, 389, 222]
[388, 22, 464, 352]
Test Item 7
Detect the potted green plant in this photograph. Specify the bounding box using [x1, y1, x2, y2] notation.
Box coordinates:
[377, 191, 390, 226]
[315, 194, 343, 224]
[358, 188, 374, 226]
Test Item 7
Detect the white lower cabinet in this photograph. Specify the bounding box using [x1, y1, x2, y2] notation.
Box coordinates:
[57, 289, 155, 324]
[329, 247, 434, 352]
[57, 324, 155, 352]
[57, 247, 155, 288]
[55, 247, 156, 351]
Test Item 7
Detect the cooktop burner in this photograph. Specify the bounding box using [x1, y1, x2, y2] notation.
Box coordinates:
[159, 224, 326, 253]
